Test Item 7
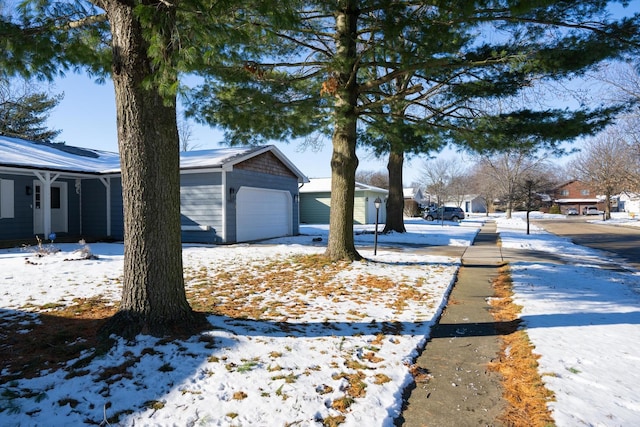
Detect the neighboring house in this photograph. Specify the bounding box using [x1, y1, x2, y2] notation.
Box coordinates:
[618, 193, 640, 216]
[550, 180, 605, 214]
[403, 187, 426, 217]
[299, 178, 387, 224]
[0, 136, 307, 244]
[458, 194, 487, 214]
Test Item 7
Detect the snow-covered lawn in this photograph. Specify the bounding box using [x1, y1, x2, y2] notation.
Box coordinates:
[1, 215, 639, 426]
[498, 214, 640, 426]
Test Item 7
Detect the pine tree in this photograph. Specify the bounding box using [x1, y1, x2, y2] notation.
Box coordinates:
[0, 78, 62, 142]
[188, 1, 639, 257]
[0, 0, 240, 338]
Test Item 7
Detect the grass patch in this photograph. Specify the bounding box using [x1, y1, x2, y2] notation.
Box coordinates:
[489, 264, 555, 427]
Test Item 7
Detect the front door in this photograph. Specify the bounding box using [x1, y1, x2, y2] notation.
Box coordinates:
[33, 181, 68, 235]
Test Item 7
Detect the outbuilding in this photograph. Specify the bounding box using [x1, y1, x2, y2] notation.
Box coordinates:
[299, 177, 387, 224]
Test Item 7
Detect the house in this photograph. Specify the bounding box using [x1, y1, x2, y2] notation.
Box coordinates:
[299, 178, 387, 224]
[459, 194, 487, 214]
[0, 135, 307, 245]
[618, 193, 639, 216]
[550, 180, 605, 214]
[403, 187, 426, 217]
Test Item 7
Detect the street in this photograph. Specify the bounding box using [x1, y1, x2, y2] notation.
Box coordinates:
[533, 217, 640, 269]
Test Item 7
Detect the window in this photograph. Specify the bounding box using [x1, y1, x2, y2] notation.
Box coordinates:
[581, 189, 590, 196]
[560, 189, 569, 196]
[0, 179, 15, 219]
[51, 186, 61, 209]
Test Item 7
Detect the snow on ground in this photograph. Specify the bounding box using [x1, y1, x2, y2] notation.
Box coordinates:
[1, 215, 640, 426]
[497, 213, 640, 426]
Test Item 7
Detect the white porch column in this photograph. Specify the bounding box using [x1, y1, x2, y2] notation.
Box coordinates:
[221, 170, 228, 242]
[33, 171, 60, 238]
[99, 177, 112, 237]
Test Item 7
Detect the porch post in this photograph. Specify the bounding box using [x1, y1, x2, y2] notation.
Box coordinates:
[99, 177, 112, 237]
[34, 171, 59, 239]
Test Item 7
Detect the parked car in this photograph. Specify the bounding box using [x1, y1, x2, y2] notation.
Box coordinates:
[565, 208, 579, 215]
[424, 206, 465, 222]
[582, 206, 600, 215]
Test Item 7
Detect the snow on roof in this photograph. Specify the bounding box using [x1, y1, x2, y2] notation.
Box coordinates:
[0, 135, 121, 173]
[179, 146, 264, 169]
[0, 137, 307, 182]
[300, 177, 388, 193]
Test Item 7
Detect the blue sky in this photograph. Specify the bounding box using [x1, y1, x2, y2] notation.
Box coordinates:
[45, 2, 638, 187]
[46, 73, 402, 183]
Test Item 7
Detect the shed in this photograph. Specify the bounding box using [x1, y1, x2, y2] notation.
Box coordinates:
[299, 177, 388, 224]
[0, 136, 307, 245]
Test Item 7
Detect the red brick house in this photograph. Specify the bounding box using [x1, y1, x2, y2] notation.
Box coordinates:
[550, 180, 605, 214]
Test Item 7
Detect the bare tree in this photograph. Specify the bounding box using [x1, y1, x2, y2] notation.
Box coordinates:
[569, 128, 640, 219]
[593, 61, 640, 154]
[474, 148, 550, 219]
[178, 117, 199, 152]
[355, 170, 389, 189]
[466, 163, 498, 215]
[420, 157, 467, 208]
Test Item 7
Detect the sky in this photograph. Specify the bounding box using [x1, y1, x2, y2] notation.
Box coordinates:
[42, 2, 639, 187]
[45, 74, 408, 183]
[1, 214, 640, 426]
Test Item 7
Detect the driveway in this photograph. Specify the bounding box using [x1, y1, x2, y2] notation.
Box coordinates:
[532, 217, 640, 269]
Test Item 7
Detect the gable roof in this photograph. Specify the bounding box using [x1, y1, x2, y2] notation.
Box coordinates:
[180, 145, 308, 183]
[0, 136, 308, 182]
[300, 177, 388, 194]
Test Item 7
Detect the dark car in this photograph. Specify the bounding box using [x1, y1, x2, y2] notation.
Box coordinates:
[565, 208, 579, 215]
[424, 206, 465, 222]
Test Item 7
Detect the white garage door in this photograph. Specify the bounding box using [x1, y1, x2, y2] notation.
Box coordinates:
[236, 187, 292, 242]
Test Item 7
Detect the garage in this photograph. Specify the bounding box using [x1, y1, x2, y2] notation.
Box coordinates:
[236, 187, 292, 242]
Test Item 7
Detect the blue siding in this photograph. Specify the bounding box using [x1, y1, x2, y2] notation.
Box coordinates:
[2, 166, 300, 244]
[60, 178, 81, 235]
[0, 174, 34, 240]
[80, 178, 109, 238]
[110, 177, 124, 240]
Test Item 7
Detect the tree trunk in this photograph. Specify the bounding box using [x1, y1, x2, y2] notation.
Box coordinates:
[99, 0, 205, 339]
[383, 147, 406, 233]
[325, 1, 361, 261]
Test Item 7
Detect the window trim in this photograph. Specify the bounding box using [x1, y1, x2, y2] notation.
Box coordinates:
[0, 179, 15, 219]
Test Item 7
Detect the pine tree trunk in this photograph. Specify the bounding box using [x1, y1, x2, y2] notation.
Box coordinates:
[99, 0, 204, 339]
[325, 1, 361, 261]
[383, 147, 406, 233]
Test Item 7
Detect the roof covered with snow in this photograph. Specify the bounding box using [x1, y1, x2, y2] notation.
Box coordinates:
[0, 135, 121, 173]
[0, 136, 307, 182]
[300, 177, 388, 194]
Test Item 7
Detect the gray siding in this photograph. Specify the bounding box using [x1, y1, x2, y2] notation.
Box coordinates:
[226, 169, 300, 243]
[180, 173, 223, 243]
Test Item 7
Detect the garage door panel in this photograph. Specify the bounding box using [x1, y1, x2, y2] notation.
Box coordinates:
[236, 187, 291, 242]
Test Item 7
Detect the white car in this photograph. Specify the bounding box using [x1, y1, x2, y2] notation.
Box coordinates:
[582, 206, 600, 215]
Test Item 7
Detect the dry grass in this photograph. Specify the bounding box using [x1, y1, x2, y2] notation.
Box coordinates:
[489, 265, 555, 427]
[1, 252, 450, 425]
[0, 296, 116, 381]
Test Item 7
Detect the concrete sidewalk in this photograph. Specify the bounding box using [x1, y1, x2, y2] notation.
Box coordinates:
[398, 221, 507, 427]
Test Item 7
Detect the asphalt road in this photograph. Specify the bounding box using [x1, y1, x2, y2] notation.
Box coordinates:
[532, 216, 640, 269]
